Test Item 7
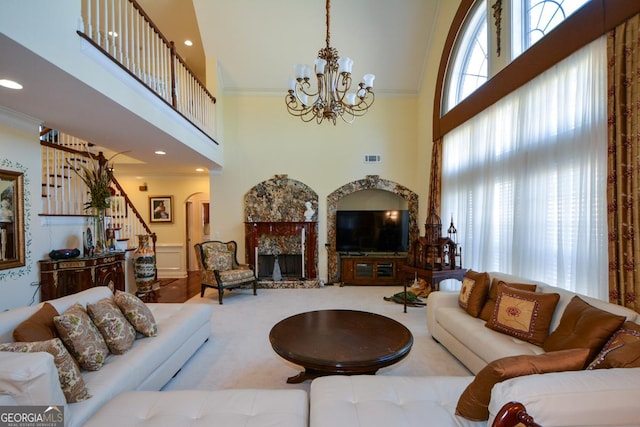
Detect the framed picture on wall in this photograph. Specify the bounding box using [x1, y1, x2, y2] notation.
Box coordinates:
[0, 169, 25, 270]
[149, 196, 173, 223]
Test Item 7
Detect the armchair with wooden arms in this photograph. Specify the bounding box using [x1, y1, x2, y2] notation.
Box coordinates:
[194, 240, 257, 304]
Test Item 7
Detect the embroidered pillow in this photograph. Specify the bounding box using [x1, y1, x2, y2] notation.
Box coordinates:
[87, 298, 136, 354]
[0, 338, 91, 403]
[479, 280, 537, 321]
[458, 270, 490, 317]
[486, 284, 559, 346]
[543, 296, 626, 362]
[13, 302, 59, 342]
[456, 348, 590, 421]
[54, 303, 109, 371]
[587, 321, 640, 369]
[114, 290, 158, 337]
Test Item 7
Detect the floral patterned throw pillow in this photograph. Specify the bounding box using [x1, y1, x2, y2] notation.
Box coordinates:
[53, 303, 110, 371]
[0, 337, 91, 403]
[87, 298, 136, 354]
[113, 291, 158, 337]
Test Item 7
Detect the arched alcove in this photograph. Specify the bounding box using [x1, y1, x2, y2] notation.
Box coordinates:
[326, 175, 419, 283]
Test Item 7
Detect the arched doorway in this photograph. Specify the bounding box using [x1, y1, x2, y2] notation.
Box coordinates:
[326, 175, 419, 283]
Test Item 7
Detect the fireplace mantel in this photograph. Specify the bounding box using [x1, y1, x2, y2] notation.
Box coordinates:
[244, 221, 317, 279]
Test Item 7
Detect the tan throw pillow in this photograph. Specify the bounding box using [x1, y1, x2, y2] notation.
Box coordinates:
[114, 290, 158, 337]
[87, 298, 136, 354]
[479, 279, 537, 321]
[456, 348, 590, 421]
[0, 338, 91, 403]
[13, 303, 59, 342]
[587, 322, 640, 369]
[486, 284, 559, 346]
[543, 296, 626, 362]
[54, 303, 109, 371]
[458, 270, 490, 317]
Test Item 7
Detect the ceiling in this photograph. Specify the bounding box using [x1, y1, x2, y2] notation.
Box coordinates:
[142, 0, 442, 96]
[1, 0, 443, 177]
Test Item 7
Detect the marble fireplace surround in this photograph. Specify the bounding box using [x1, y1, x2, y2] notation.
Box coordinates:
[244, 175, 319, 283]
[244, 175, 419, 285]
[327, 175, 419, 283]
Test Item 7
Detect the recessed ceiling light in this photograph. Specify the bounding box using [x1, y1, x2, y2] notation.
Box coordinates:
[108, 31, 118, 37]
[195, 168, 204, 172]
[0, 79, 23, 90]
[154, 150, 166, 155]
[184, 40, 193, 46]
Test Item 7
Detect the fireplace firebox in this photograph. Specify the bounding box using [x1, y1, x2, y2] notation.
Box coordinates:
[245, 221, 317, 280]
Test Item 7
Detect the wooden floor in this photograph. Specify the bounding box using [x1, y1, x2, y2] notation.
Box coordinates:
[155, 271, 201, 303]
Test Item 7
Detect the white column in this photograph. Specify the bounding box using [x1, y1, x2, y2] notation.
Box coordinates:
[301, 227, 306, 279]
[254, 246, 258, 277]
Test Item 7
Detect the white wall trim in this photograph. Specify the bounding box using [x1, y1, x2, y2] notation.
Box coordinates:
[155, 243, 186, 278]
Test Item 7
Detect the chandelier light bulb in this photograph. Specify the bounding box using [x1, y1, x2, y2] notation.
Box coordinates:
[284, 0, 375, 125]
[363, 74, 375, 88]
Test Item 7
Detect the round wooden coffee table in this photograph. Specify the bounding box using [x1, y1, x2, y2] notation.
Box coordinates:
[269, 309, 413, 383]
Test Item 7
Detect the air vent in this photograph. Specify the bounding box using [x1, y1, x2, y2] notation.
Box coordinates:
[364, 154, 381, 164]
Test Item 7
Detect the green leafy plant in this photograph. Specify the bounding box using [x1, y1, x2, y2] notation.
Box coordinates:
[67, 150, 124, 211]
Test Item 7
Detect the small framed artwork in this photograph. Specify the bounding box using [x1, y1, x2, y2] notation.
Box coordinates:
[149, 196, 173, 223]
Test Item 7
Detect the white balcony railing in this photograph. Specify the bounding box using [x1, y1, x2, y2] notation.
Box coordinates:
[78, 0, 217, 142]
[40, 129, 155, 250]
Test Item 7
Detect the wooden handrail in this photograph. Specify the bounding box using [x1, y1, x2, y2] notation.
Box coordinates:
[78, 0, 218, 142]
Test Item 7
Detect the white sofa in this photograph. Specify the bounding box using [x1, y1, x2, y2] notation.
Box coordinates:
[0, 287, 212, 427]
[310, 272, 640, 427]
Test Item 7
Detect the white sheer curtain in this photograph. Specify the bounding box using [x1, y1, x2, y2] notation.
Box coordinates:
[441, 36, 608, 298]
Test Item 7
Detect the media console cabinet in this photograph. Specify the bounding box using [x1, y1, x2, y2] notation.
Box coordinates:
[340, 255, 407, 285]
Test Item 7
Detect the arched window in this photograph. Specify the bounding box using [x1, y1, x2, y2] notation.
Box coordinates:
[444, 1, 488, 113]
[514, 0, 591, 58]
[444, 0, 590, 112]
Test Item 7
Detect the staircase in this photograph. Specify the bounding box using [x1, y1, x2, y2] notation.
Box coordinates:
[40, 128, 156, 252]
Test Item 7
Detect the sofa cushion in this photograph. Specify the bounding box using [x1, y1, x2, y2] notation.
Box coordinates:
[486, 284, 559, 346]
[12, 302, 59, 342]
[456, 348, 590, 421]
[436, 307, 544, 367]
[310, 375, 474, 427]
[458, 270, 489, 317]
[54, 303, 110, 371]
[587, 321, 640, 369]
[114, 291, 158, 337]
[86, 389, 308, 427]
[543, 296, 626, 362]
[479, 280, 537, 321]
[87, 298, 136, 354]
[0, 338, 91, 403]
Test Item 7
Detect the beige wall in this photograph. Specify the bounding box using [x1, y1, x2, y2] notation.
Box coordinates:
[207, 2, 462, 283]
[210, 95, 420, 282]
[116, 175, 210, 276]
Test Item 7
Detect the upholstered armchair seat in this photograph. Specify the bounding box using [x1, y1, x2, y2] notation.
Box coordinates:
[194, 240, 257, 304]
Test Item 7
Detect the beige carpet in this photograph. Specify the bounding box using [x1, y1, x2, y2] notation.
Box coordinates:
[162, 285, 471, 393]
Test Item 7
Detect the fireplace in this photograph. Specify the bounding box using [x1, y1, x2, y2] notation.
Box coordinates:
[245, 221, 317, 280]
[258, 255, 303, 279]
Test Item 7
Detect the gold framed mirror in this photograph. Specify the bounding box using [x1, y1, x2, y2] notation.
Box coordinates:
[0, 169, 25, 270]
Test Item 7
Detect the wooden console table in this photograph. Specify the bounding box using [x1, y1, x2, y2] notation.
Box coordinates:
[39, 252, 126, 301]
[400, 265, 467, 312]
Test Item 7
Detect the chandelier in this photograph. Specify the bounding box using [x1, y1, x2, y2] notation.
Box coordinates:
[285, 0, 375, 125]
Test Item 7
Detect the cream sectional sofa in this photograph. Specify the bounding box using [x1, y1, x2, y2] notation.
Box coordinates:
[310, 272, 640, 427]
[0, 287, 212, 427]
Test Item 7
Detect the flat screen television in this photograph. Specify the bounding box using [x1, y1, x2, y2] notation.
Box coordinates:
[336, 210, 409, 253]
